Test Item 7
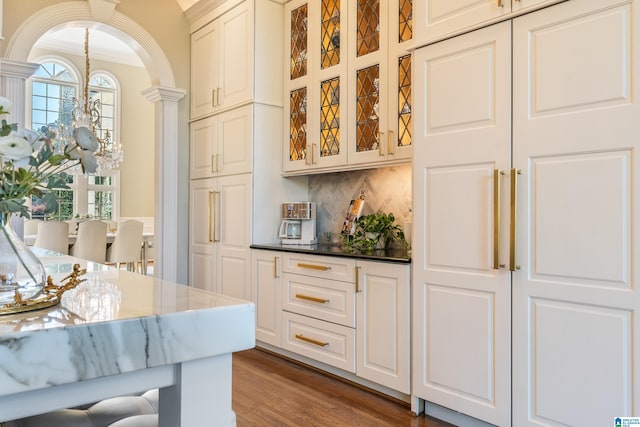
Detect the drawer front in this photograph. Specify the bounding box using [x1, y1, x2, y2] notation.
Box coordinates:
[282, 253, 356, 282]
[282, 311, 355, 373]
[283, 273, 355, 327]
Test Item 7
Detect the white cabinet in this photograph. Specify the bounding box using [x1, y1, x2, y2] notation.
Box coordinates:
[190, 0, 284, 119]
[413, 0, 640, 425]
[356, 260, 410, 394]
[189, 173, 252, 300]
[190, 104, 253, 179]
[256, 251, 411, 394]
[191, 1, 251, 119]
[413, 0, 564, 47]
[283, 0, 413, 174]
[251, 249, 282, 347]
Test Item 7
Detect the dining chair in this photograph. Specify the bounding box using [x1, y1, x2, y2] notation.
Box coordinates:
[23, 219, 42, 236]
[33, 221, 70, 254]
[70, 220, 107, 263]
[106, 220, 144, 272]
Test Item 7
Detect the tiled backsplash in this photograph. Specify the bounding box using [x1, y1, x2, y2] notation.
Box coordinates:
[308, 165, 412, 238]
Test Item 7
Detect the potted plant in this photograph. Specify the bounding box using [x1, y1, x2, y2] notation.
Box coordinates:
[342, 212, 406, 252]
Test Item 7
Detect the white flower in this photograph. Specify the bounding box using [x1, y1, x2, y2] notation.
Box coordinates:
[73, 126, 99, 152]
[68, 146, 97, 174]
[0, 135, 33, 161]
[0, 96, 12, 115]
[13, 128, 43, 150]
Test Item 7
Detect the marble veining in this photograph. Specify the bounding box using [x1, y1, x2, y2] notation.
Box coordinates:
[0, 250, 255, 397]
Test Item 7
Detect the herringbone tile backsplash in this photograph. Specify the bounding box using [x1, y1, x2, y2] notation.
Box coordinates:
[308, 165, 412, 239]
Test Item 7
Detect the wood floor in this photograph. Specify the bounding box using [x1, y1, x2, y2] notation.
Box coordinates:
[232, 349, 454, 427]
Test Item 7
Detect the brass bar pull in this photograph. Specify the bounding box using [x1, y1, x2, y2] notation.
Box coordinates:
[312, 143, 316, 164]
[212, 191, 220, 242]
[305, 144, 311, 165]
[211, 154, 218, 173]
[208, 191, 214, 242]
[388, 130, 394, 155]
[274, 256, 279, 279]
[211, 89, 216, 107]
[297, 262, 331, 271]
[498, 0, 504, 7]
[378, 131, 385, 156]
[295, 334, 329, 347]
[355, 266, 362, 293]
[216, 87, 222, 106]
[493, 169, 504, 269]
[295, 293, 329, 304]
[510, 168, 521, 271]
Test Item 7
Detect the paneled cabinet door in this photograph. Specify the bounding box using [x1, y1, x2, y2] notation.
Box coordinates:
[414, 0, 562, 46]
[356, 260, 410, 394]
[412, 21, 512, 427]
[252, 250, 282, 347]
[347, 0, 413, 166]
[190, 1, 251, 119]
[190, 105, 254, 179]
[189, 177, 217, 292]
[216, 173, 252, 301]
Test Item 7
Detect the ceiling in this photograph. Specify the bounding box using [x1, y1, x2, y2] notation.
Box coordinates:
[33, 27, 144, 68]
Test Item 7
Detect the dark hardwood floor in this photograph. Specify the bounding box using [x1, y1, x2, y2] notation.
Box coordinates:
[232, 349, 454, 427]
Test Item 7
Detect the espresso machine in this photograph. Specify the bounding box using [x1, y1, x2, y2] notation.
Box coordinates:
[279, 202, 317, 245]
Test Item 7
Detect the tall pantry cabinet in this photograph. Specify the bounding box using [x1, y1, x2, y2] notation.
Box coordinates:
[413, 0, 640, 425]
[187, 0, 307, 299]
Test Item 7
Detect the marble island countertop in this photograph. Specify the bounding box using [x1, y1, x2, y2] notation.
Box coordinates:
[0, 249, 255, 424]
[251, 242, 411, 263]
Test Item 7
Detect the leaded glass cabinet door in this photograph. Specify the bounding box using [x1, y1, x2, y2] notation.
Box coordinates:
[284, 0, 314, 172]
[348, 0, 413, 165]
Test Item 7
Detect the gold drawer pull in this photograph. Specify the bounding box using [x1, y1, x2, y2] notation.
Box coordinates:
[297, 262, 331, 271]
[295, 293, 329, 304]
[295, 334, 329, 347]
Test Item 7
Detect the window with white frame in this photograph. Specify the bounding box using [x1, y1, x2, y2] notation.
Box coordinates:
[28, 60, 120, 221]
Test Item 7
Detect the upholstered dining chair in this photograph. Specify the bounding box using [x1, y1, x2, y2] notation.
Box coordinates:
[70, 220, 107, 263]
[23, 219, 42, 236]
[33, 221, 70, 254]
[106, 220, 144, 272]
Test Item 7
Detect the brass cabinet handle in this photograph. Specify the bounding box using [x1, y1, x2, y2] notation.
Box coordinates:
[208, 191, 215, 242]
[295, 293, 329, 304]
[211, 154, 219, 173]
[378, 131, 385, 156]
[493, 169, 505, 269]
[295, 334, 329, 347]
[355, 266, 362, 293]
[216, 87, 222, 106]
[388, 130, 394, 155]
[212, 191, 220, 242]
[510, 168, 521, 271]
[297, 262, 331, 271]
[312, 143, 316, 164]
[498, 0, 504, 7]
[274, 256, 279, 279]
[211, 89, 216, 107]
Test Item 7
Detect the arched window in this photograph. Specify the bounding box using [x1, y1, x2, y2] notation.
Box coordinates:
[28, 60, 120, 221]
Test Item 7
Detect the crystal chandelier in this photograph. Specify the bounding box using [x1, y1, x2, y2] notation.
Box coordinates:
[71, 28, 124, 173]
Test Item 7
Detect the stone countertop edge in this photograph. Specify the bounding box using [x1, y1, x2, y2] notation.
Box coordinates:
[251, 243, 411, 263]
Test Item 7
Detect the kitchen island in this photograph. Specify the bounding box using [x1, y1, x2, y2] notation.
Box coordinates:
[0, 250, 255, 426]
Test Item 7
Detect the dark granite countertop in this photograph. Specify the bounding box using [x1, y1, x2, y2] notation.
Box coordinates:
[251, 242, 411, 263]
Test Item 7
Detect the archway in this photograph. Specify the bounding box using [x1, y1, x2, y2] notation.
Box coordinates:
[3, 1, 186, 281]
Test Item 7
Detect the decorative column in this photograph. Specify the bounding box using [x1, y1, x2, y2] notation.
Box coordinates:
[142, 85, 186, 282]
[0, 59, 39, 127]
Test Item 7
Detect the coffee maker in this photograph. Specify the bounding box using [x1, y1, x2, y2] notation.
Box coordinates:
[279, 202, 317, 245]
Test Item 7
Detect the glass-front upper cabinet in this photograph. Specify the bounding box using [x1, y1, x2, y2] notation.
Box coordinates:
[284, 0, 412, 174]
[347, 0, 413, 166]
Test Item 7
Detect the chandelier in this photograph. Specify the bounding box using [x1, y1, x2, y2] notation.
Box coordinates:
[71, 28, 124, 173]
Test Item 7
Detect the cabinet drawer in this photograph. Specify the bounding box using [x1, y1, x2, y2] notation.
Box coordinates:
[282, 311, 355, 373]
[283, 273, 355, 328]
[282, 253, 356, 282]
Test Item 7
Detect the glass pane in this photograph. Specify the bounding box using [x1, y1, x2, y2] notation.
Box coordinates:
[47, 97, 60, 112]
[399, 0, 413, 43]
[46, 84, 60, 98]
[289, 87, 307, 161]
[32, 96, 46, 110]
[32, 110, 46, 127]
[101, 92, 114, 104]
[357, 0, 379, 57]
[32, 82, 47, 96]
[290, 4, 308, 79]
[321, 0, 341, 69]
[356, 65, 379, 152]
[320, 77, 340, 157]
[398, 54, 412, 147]
[88, 190, 113, 220]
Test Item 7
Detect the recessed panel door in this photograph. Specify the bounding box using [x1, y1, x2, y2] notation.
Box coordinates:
[412, 21, 512, 426]
[512, 1, 640, 425]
